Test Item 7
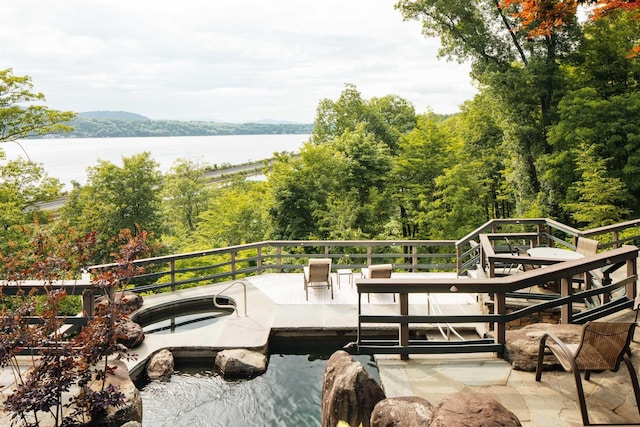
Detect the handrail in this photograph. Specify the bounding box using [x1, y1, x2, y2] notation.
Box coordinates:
[214, 280, 247, 317]
[84, 218, 640, 290]
[427, 294, 465, 341]
[354, 245, 638, 358]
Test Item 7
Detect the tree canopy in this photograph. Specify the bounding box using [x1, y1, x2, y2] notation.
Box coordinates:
[0, 68, 75, 144]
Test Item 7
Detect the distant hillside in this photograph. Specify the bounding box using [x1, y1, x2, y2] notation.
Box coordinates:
[67, 113, 313, 138]
[78, 111, 150, 121]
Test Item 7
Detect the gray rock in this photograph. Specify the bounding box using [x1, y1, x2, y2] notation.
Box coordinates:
[370, 396, 434, 427]
[88, 359, 143, 426]
[215, 348, 268, 378]
[322, 350, 386, 427]
[504, 323, 582, 371]
[116, 318, 145, 349]
[146, 349, 174, 382]
[95, 290, 144, 315]
[430, 391, 521, 427]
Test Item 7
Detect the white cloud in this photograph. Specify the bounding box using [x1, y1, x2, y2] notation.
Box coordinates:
[1, 0, 476, 122]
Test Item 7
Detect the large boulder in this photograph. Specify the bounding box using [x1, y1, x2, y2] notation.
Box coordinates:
[146, 349, 174, 382]
[215, 349, 268, 378]
[95, 291, 144, 315]
[322, 350, 386, 427]
[430, 391, 521, 427]
[87, 359, 143, 426]
[504, 323, 582, 371]
[370, 396, 434, 427]
[116, 318, 145, 349]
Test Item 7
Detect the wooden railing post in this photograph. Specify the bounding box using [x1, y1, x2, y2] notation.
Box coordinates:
[277, 246, 282, 272]
[399, 292, 409, 361]
[412, 245, 418, 272]
[257, 246, 262, 274]
[494, 291, 506, 346]
[231, 251, 236, 280]
[170, 259, 176, 292]
[560, 276, 572, 324]
[627, 256, 637, 301]
[82, 289, 95, 317]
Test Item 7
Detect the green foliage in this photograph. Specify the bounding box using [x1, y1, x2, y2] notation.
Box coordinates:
[59, 152, 164, 262]
[564, 142, 631, 227]
[0, 158, 63, 252]
[0, 68, 75, 143]
[193, 177, 272, 247]
[161, 158, 211, 234]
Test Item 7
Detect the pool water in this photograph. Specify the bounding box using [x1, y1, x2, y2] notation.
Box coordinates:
[140, 354, 378, 427]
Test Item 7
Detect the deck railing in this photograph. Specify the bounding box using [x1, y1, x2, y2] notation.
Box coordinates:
[455, 217, 640, 276]
[354, 245, 638, 359]
[86, 218, 640, 292]
[88, 239, 458, 294]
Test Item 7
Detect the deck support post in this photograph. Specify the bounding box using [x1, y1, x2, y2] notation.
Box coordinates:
[399, 292, 409, 360]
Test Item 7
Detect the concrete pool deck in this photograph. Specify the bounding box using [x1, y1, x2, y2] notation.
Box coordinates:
[127, 272, 640, 426]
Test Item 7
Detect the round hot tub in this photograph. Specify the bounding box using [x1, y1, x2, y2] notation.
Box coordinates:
[131, 296, 235, 334]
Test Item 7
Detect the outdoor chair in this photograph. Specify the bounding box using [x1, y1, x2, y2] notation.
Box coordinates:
[574, 237, 602, 292]
[361, 264, 393, 302]
[303, 258, 333, 301]
[535, 321, 640, 426]
[576, 237, 599, 257]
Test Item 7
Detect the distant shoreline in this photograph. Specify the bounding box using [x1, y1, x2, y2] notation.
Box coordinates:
[62, 117, 313, 139]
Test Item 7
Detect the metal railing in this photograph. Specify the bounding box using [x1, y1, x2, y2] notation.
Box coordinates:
[353, 245, 638, 358]
[455, 217, 640, 276]
[214, 280, 247, 317]
[88, 239, 458, 294]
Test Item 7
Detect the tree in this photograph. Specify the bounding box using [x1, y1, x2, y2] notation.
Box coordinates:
[193, 177, 271, 247]
[60, 152, 164, 262]
[501, 0, 640, 38]
[161, 158, 211, 234]
[268, 146, 348, 240]
[564, 141, 631, 227]
[0, 159, 62, 254]
[390, 113, 451, 239]
[311, 83, 416, 153]
[0, 69, 75, 143]
[395, 0, 580, 215]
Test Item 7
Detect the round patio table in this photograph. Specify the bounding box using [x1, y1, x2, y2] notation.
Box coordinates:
[526, 247, 584, 260]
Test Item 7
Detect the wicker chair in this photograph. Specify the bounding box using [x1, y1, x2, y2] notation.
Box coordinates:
[576, 237, 599, 257]
[303, 258, 333, 301]
[535, 322, 640, 425]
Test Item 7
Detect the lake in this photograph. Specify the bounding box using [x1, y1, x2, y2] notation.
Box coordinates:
[2, 134, 309, 190]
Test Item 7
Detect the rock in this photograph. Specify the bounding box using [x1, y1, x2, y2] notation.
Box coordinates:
[116, 318, 145, 349]
[146, 349, 174, 381]
[322, 350, 385, 427]
[370, 396, 434, 427]
[430, 391, 521, 427]
[88, 359, 143, 427]
[95, 291, 144, 315]
[120, 422, 142, 427]
[215, 349, 268, 378]
[504, 323, 582, 371]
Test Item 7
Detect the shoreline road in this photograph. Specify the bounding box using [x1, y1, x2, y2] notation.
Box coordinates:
[35, 159, 278, 211]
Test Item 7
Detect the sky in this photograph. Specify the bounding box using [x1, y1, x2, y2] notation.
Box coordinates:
[1, 0, 477, 123]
